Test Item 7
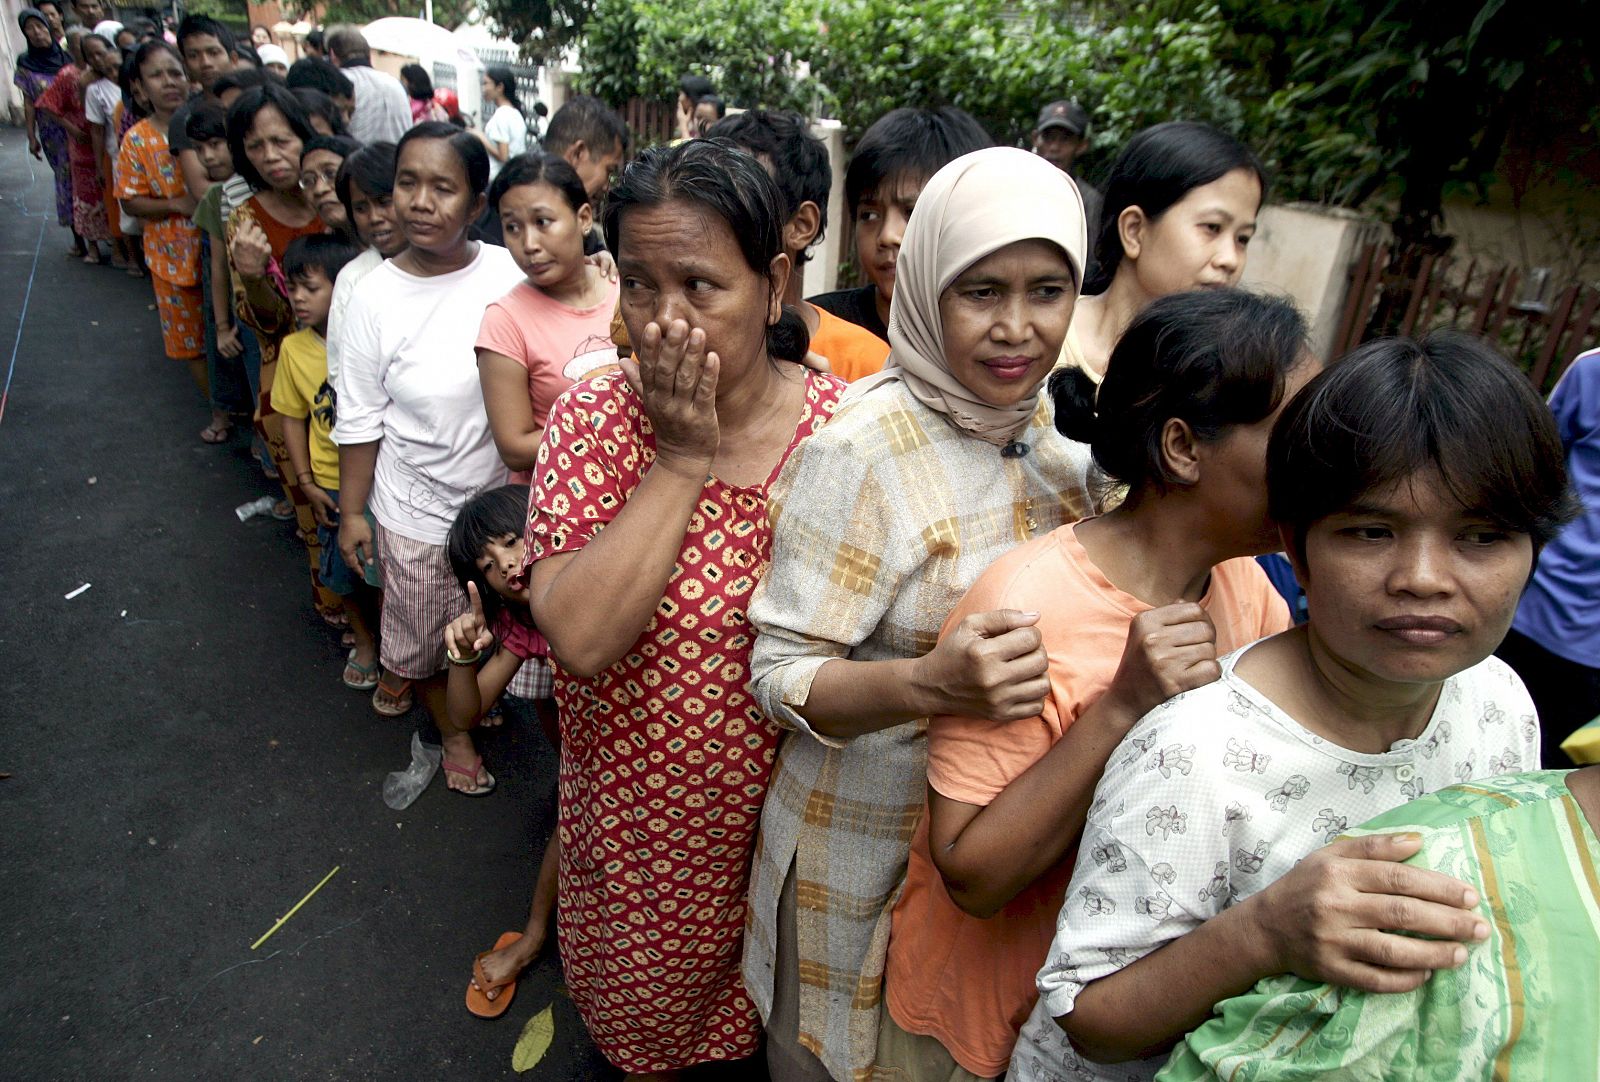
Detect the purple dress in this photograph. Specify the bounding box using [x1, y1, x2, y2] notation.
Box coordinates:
[14, 65, 72, 227]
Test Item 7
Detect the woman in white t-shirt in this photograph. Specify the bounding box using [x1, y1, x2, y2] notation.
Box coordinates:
[1010, 332, 1578, 1082]
[473, 65, 527, 182]
[334, 122, 523, 795]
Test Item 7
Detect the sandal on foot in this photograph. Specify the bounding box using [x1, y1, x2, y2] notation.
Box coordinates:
[466, 931, 524, 1018]
[443, 755, 495, 796]
[200, 420, 232, 444]
[372, 674, 414, 717]
[269, 499, 295, 521]
[342, 650, 380, 691]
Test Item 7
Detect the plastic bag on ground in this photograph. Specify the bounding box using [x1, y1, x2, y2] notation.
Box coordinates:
[383, 730, 442, 809]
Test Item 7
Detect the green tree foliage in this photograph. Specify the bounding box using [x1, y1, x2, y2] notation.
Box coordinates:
[478, 0, 596, 61]
[1121, 0, 1597, 245]
[573, 0, 1595, 244]
[578, 1, 1258, 166]
[576, 0, 821, 114]
[809, 1, 1250, 154]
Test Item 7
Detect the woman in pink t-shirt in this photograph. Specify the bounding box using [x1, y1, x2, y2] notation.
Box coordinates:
[476, 152, 620, 483]
[878, 288, 1317, 1080]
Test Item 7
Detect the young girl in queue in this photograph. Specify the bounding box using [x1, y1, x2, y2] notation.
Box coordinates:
[1010, 332, 1572, 1082]
[334, 123, 523, 794]
[441, 486, 561, 1016]
[880, 289, 1313, 1079]
[476, 152, 621, 481]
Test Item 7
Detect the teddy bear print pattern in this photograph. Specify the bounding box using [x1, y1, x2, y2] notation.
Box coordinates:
[1006, 649, 1539, 1082]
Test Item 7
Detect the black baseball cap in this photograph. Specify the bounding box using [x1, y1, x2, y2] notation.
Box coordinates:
[1035, 100, 1089, 137]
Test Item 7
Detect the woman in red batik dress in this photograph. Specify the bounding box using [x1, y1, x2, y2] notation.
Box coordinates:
[522, 139, 844, 1079]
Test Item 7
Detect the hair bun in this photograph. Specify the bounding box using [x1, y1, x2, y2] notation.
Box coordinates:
[1050, 364, 1100, 444]
[767, 304, 811, 364]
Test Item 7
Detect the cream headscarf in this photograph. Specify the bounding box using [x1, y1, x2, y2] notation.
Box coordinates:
[847, 146, 1088, 446]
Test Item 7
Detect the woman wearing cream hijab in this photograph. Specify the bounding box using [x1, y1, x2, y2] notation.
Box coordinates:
[744, 147, 1095, 1082]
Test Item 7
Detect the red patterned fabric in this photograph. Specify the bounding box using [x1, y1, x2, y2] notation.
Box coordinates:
[525, 368, 844, 1072]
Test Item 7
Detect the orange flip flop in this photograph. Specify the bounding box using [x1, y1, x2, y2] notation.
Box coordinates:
[466, 931, 524, 1018]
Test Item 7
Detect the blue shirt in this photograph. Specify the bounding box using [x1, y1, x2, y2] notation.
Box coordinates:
[1513, 348, 1600, 667]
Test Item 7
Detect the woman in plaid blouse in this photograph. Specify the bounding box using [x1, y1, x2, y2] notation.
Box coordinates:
[745, 147, 1095, 1082]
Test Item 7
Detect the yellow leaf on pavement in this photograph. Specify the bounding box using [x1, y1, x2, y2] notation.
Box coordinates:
[512, 1004, 554, 1073]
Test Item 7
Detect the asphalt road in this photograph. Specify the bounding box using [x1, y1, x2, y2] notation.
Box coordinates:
[0, 127, 642, 1080]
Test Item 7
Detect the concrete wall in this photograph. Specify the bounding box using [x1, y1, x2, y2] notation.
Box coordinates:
[1240, 202, 1383, 361]
[804, 117, 846, 298]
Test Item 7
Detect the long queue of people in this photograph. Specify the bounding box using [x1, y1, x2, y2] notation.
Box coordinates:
[27, 7, 1600, 1080]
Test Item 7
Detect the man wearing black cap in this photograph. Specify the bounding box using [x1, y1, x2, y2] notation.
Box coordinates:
[1032, 100, 1102, 243]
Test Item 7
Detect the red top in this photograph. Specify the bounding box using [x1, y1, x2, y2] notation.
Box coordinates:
[524, 367, 844, 1072]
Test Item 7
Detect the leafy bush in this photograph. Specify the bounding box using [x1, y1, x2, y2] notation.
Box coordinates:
[572, 0, 1595, 243]
[579, 0, 1274, 181]
[576, 0, 821, 117]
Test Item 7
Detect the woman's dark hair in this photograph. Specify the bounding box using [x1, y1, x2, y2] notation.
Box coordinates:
[1268, 331, 1577, 559]
[302, 133, 360, 164]
[183, 100, 228, 144]
[305, 28, 325, 53]
[400, 62, 433, 101]
[336, 140, 398, 224]
[446, 485, 531, 629]
[488, 151, 587, 214]
[695, 94, 726, 119]
[232, 41, 261, 68]
[227, 83, 314, 190]
[483, 64, 520, 111]
[82, 31, 113, 57]
[604, 138, 810, 364]
[1087, 121, 1267, 294]
[292, 86, 347, 136]
[117, 50, 145, 118]
[283, 231, 362, 285]
[213, 66, 270, 100]
[1053, 288, 1309, 497]
[678, 73, 714, 101]
[286, 55, 352, 100]
[844, 106, 993, 217]
[397, 120, 491, 198]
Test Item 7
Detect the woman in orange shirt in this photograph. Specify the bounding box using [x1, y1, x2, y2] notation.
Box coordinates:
[879, 289, 1317, 1080]
[114, 41, 203, 379]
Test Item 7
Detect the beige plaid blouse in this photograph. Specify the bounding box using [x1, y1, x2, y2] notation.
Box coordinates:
[743, 381, 1094, 1081]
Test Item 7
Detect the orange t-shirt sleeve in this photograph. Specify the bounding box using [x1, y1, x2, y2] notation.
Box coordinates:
[926, 548, 1063, 808]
